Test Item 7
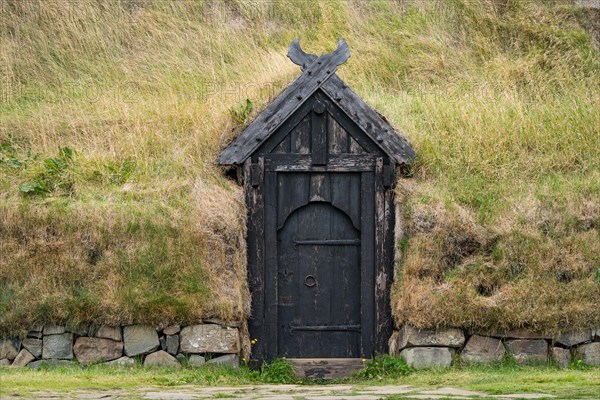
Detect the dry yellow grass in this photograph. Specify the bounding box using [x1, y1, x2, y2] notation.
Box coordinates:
[1, 0, 599, 335]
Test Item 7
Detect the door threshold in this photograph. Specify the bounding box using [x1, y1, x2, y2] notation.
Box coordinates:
[287, 358, 366, 379]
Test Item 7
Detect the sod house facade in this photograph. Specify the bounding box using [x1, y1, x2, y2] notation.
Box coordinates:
[219, 39, 416, 365]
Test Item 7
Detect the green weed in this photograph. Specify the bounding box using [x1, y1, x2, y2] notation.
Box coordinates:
[258, 358, 298, 384]
[353, 355, 412, 380]
[18, 146, 75, 196]
[229, 99, 254, 124]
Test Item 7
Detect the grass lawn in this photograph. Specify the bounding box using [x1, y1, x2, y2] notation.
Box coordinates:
[0, 362, 598, 399]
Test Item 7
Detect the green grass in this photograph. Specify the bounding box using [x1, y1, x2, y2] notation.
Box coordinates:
[0, 362, 598, 399]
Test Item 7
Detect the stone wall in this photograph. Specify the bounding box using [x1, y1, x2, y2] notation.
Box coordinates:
[0, 322, 241, 369]
[3, 321, 599, 369]
[389, 325, 600, 369]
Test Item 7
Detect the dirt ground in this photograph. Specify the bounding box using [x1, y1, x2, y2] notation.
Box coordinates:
[6, 384, 563, 400]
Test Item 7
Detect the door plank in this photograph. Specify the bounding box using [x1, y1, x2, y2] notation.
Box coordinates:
[244, 158, 266, 363]
[328, 114, 349, 154]
[289, 358, 365, 379]
[264, 170, 279, 358]
[360, 171, 375, 357]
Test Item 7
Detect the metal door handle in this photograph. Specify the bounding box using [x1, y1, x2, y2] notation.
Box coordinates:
[304, 275, 316, 287]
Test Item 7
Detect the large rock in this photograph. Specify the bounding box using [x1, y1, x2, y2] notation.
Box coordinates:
[0, 359, 11, 367]
[505, 339, 548, 365]
[555, 330, 592, 347]
[44, 325, 66, 335]
[577, 342, 600, 366]
[550, 347, 571, 368]
[165, 335, 179, 355]
[491, 330, 551, 340]
[43, 333, 74, 359]
[400, 347, 453, 369]
[203, 318, 242, 328]
[123, 325, 159, 356]
[28, 326, 43, 339]
[163, 325, 181, 335]
[22, 338, 42, 359]
[395, 325, 465, 350]
[11, 349, 35, 368]
[460, 335, 505, 364]
[0, 339, 19, 360]
[206, 354, 239, 369]
[105, 356, 135, 367]
[144, 350, 181, 369]
[74, 337, 123, 365]
[180, 324, 239, 354]
[95, 326, 122, 341]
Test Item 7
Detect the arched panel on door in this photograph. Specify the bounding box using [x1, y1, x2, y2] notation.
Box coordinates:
[277, 202, 361, 358]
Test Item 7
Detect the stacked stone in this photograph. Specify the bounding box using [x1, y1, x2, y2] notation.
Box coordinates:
[389, 325, 465, 369]
[0, 321, 241, 369]
[390, 325, 600, 369]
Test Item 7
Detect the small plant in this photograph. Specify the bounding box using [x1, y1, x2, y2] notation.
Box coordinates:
[19, 146, 75, 196]
[258, 358, 296, 384]
[568, 355, 593, 370]
[103, 157, 135, 184]
[229, 98, 253, 124]
[354, 354, 412, 380]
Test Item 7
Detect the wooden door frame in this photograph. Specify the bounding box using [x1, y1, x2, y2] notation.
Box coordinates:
[244, 155, 395, 363]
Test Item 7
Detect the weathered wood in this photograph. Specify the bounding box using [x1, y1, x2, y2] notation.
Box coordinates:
[244, 158, 266, 362]
[276, 189, 360, 358]
[383, 163, 395, 187]
[275, 39, 415, 165]
[349, 137, 366, 154]
[218, 40, 351, 165]
[229, 40, 406, 363]
[264, 170, 278, 358]
[311, 101, 327, 165]
[314, 90, 385, 155]
[255, 98, 314, 157]
[292, 114, 311, 154]
[374, 158, 390, 354]
[250, 163, 260, 187]
[328, 113, 349, 154]
[360, 171, 375, 357]
[272, 135, 291, 154]
[277, 173, 310, 229]
[377, 180, 395, 353]
[287, 39, 317, 71]
[289, 358, 365, 379]
[321, 75, 416, 165]
[265, 154, 377, 172]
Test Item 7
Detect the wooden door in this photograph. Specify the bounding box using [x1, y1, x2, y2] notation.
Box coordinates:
[262, 170, 375, 359]
[277, 201, 361, 357]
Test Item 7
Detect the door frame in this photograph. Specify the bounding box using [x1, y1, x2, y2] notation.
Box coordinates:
[244, 155, 395, 363]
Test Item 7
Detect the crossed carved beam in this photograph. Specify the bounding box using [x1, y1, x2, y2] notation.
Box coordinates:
[288, 38, 350, 71]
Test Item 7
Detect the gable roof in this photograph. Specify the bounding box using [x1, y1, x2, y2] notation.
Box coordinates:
[218, 39, 416, 166]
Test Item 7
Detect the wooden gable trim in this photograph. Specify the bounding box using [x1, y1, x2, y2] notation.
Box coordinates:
[218, 39, 350, 165]
[218, 39, 416, 167]
[320, 75, 416, 165]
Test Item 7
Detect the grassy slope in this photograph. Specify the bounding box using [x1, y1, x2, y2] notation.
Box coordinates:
[0, 1, 598, 334]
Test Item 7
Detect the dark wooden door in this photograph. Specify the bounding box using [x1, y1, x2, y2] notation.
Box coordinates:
[277, 201, 361, 357]
[245, 92, 396, 362]
[262, 170, 375, 359]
